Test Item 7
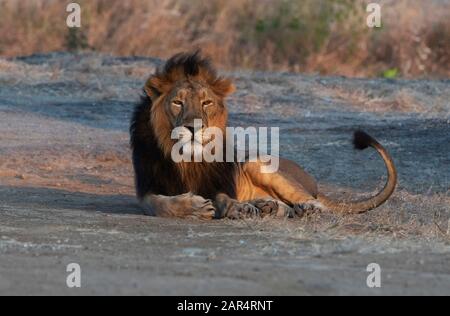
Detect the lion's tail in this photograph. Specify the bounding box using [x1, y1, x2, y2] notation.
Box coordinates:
[317, 131, 397, 214]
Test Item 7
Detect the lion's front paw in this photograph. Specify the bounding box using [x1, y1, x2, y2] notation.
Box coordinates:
[165, 193, 216, 219]
[186, 195, 216, 220]
[141, 193, 216, 219]
[226, 202, 261, 219]
[252, 199, 280, 217]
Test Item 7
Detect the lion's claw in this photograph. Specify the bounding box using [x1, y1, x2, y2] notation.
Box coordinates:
[252, 199, 279, 216]
[185, 195, 216, 219]
[293, 201, 323, 218]
[226, 202, 261, 219]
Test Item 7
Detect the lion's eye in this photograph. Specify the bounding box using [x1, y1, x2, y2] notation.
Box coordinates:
[202, 100, 213, 108]
[172, 100, 183, 108]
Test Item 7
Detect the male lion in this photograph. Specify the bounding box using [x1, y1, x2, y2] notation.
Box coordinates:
[130, 52, 397, 219]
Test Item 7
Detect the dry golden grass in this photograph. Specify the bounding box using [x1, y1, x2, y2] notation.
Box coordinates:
[0, 0, 449, 78]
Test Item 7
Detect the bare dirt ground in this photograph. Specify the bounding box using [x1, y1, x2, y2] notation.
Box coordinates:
[0, 53, 449, 296]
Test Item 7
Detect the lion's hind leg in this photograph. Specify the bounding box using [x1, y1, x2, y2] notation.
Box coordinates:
[214, 194, 293, 219]
[250, 199, 294, 218]
[243, 162, 327, 217]
[293, 200, 325, 217]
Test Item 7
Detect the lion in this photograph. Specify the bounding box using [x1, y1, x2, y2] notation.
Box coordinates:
[130, 51, 397, 219]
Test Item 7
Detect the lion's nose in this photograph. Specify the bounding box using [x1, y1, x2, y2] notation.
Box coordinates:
[184, 121, 204, 134]
[186, 126, 195, 135]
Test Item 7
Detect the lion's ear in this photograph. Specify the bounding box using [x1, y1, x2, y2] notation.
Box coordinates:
[144, 76, 166, 100]
[211, 78, 236, 98]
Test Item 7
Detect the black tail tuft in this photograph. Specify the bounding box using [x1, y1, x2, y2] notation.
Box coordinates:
[353, 130, 375, 150]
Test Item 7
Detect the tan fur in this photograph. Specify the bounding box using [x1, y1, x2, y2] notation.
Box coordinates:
[133, 52, 397, 219]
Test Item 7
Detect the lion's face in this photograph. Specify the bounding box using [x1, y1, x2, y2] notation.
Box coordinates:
[144, 52, 235, 158]
[163, 80, 227, 134]
[157, 80, 229, 155]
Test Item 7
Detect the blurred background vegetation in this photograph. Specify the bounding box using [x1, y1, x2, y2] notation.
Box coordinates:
[0, 0, 448, 78]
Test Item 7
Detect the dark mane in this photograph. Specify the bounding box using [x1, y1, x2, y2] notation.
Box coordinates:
[146, 51, 234, 98]
[161, 50, 217, 80]
[130, 52, 237, 200]
[130, 94, 182, 198]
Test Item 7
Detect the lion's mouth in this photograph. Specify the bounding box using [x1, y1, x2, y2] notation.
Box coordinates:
[176, 126, 213, 145]
[172, 126, 213, 158]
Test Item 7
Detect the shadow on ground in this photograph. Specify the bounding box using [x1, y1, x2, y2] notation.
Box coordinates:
[0, 185, 142, 216]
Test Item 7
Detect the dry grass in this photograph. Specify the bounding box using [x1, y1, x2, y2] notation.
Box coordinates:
[0, 0, 449, 78]
[233, 189, 450, 244]
[324, 87, 436, 114]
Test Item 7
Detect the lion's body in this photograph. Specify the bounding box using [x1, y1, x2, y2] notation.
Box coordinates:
[130, 52, 397, 219]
